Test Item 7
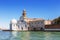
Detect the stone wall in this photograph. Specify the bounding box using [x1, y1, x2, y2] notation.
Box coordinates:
[28, 27, 44, 31]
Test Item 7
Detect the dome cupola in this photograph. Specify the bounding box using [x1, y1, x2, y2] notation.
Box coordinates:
[10, 19, 17, 24]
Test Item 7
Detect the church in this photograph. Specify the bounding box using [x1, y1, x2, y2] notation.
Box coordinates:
[10, 9, 51, 31]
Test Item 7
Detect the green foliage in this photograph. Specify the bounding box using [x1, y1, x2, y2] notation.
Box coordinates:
[53, 16, 60, 24]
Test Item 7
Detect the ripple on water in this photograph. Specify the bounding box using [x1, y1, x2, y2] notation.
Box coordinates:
[0, 31, 60, 40]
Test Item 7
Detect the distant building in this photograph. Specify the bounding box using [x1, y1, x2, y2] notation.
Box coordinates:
[44, 20, 52, 25]
[10, 9, 51, 31]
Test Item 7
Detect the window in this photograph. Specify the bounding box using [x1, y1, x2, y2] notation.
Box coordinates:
[25, 25, 27, 27]
[38, 22, 39, 24]
[13, 24, 16, 26]
[18, 25, 20, 28]
[21, 20, 24, 22]
[41, 22, 43, 24]
[21, 27, 23, 30]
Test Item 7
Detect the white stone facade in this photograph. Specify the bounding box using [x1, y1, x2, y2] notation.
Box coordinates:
[10, 9, 45, 31]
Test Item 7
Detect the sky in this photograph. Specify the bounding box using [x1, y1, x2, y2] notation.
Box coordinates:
[0, 0, 60, 29]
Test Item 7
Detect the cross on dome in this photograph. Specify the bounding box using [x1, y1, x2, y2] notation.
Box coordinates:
[23, 9, 26, 12]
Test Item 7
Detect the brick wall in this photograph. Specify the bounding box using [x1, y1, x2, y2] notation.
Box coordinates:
[45, 24, 60, 29]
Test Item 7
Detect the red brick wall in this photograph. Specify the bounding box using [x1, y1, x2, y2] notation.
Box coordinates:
[45, 24, 60, 29]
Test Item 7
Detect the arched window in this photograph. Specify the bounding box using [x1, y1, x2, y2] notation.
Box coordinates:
[40, 27, 44, 31]
[21, 27, 23, 30]
[33, 28, 36, 31]
[21, 20, 24, 22]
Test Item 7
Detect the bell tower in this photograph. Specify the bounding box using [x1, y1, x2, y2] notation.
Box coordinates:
[22, 9, 26, 18]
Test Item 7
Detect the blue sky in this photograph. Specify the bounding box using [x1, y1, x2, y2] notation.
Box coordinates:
[0, 0, 60, 29]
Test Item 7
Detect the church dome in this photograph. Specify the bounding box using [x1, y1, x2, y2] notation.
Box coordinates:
[10, 19, 17, 24]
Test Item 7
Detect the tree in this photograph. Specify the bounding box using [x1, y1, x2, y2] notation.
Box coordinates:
[53, 16, 60, 24]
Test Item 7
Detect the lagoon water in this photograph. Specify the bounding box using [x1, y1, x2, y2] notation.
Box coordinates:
[0, 31, 60, 40]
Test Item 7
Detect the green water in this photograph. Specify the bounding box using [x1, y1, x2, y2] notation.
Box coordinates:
[0, 31, 60, 40]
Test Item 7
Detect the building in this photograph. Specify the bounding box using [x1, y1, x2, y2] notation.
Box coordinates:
[9, 9, 60, 31]
[10, 19, 18, 30]
[44, 20, 52, 25]
[28, 19, 45, 31]
[10, 9, 46, 31]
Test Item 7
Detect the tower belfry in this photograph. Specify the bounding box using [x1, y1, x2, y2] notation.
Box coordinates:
[22, 9, 26, 17]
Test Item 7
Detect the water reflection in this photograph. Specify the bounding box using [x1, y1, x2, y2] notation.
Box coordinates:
[0, 31, 11, 40]
[20, 32, 30, 40]
[0, 31, 60, 40]
[10, 31, 19, 40]
[11, 31, 18, 37]
[0, 31, 30, 40]
[29, 31, 45, 40]
[44, 32, 52, 40]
